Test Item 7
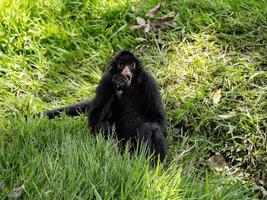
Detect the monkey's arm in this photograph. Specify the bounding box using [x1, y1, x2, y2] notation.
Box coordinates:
[88, 72, 120, 136]
[138, 70, 167, 137]
[137, 70, 168, 161]
[88, 73, 114, 121]
[42, 100, 91, 119]
[138, 70, 165, 121]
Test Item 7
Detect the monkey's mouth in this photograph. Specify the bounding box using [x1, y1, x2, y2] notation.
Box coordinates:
[125, 75, 132, 86]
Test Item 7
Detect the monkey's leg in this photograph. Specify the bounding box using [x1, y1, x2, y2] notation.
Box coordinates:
[138, 122, 167, 163]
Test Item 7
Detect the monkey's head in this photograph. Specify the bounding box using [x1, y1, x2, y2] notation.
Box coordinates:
[110, 50, 141, 87]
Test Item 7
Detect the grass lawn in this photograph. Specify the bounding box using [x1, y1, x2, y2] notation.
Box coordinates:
[0, 0, 266, 199]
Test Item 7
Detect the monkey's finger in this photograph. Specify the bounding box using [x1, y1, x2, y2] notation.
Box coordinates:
[115, 74, 127, 81]
[116, 77, 127, 87]
[112, 75, 124, 85]
[119, 76, 128, 85]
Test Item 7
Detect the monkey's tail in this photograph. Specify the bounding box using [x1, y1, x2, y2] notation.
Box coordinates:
[41, 100, 92, 119]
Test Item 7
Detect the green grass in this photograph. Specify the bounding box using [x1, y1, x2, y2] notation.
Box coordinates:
[0, 117, 257, 199]
[0, 0, 266, 199]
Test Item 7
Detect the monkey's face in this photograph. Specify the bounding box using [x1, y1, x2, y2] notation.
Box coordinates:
[111, 50, 140, 87]
[117, 61, 136, 86]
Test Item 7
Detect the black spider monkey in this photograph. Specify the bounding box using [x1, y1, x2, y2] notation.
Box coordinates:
[43, 50, 167, 162]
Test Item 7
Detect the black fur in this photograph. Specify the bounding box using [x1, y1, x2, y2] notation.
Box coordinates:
[43, 50, 167, 161]
[43, 100, 91, 119]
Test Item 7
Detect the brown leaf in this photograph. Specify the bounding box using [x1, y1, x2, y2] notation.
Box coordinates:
[151, 14, 178, 30]
[208, 154, 226, 172]
[209, 89, 222, 105]
[146, 4, 161, 17]
[136, 17, 146, 27]
[8, 184, 25, 199]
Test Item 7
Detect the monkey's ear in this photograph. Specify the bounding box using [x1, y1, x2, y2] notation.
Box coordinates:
[108, 57, 117, 69]
[107, 51, 119, 69]
[132, 53, 142, 69]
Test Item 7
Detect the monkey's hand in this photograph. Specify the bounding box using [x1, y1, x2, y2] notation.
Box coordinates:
[111, 74, 128, 90]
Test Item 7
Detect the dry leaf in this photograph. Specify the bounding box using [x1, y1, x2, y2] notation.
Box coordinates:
[146, 4, 161, 17]
[8, 184, 25, 199]
[136, 17, 146, 27]
[218, 111, 236, 119]
[131, 5, 140, 12]
[151, 14, 178, 30]
[210, 89, 222, 105]
[260, 186, 267, 197]
[135, 38, 147, 42]
[131, 25, 143, 31]
[0, 182, 4, 191]
[144, 22, 151, 33]
[208, 154, 226, 172]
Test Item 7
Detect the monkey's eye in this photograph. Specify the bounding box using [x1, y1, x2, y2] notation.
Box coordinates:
[118, 64, 124, 70]
[128, 63, 136, 69]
